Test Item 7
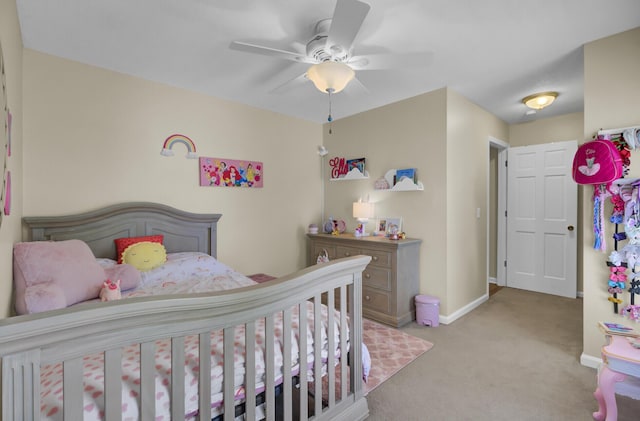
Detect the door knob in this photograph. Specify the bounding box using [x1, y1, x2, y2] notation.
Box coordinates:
[567, 225, 574, 231]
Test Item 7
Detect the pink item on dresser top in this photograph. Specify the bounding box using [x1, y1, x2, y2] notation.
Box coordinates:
[593, 335, 640, 421]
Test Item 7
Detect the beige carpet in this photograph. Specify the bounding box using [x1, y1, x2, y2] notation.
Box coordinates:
[365, 287, 640, 421]
[362, 318, 433, 394]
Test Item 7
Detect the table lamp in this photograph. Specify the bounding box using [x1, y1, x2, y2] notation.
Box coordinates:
[353, 199, 375, 237]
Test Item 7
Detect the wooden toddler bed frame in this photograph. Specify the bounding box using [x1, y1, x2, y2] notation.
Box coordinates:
[0, 202, 370, 421]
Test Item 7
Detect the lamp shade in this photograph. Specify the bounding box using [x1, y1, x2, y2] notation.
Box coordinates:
[353, 201, 375, 220]
[522, 91, 558, 110]
[307, 61, 355, 94]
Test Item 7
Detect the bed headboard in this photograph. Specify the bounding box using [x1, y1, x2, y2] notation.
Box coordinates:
[23, 202, 222, 259]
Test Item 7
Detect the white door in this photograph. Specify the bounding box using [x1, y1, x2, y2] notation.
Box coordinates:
[507, 140, 577, 298]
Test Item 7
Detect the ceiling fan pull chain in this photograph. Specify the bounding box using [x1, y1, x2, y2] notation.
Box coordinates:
[328, 89, 333, 134]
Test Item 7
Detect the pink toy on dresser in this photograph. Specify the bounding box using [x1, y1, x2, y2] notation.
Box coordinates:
[99, 279, 121, 301]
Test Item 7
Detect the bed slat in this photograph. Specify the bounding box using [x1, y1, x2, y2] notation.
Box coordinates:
[104, 348, 123, 421]
[245, 321, 256, 421]
[198, 332, 212, 420]
[63, 357, 83, 420]
[349, 272, 365, 400]
[282, 308, 293, 421]
[339, 284, 348, 401]
[265, 314, 276, 421]
[171, 336, 186, 419]
[140, 341, 156, 419]
[327, 289, 336, 408]
[223, 327, 235, 421]
[2, 350, 40, 421]
[298, 302, 309, 421]
[313, 294, 322, 418]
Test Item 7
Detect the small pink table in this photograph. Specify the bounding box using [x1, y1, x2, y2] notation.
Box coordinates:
[593, 335, 640, 421]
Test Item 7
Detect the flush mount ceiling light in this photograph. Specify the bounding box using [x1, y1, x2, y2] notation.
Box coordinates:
[306, 61, 355, 94]
[522, 91, 558, 110]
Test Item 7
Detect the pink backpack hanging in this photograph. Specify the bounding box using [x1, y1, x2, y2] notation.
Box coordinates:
[572, 136, 623, 185]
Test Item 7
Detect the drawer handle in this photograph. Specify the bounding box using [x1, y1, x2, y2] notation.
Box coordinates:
[364, 273, 371, 279]
[365, 295, 371, 301]
[344, 252, 351, 256]
[372, 256, 378, 261]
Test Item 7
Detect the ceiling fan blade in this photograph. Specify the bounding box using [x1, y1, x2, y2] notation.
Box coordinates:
[326, 0, 371, 56]
[229, 41, 316, 64]
[345, 76, 369, 95]
[348, 51, 434, 70]
[268, 72, 310, 95]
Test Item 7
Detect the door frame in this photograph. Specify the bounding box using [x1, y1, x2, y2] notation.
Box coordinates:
[488, 136, 509, 288]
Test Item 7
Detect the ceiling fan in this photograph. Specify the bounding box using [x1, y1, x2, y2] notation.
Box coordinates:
[229, 0, 433, 95]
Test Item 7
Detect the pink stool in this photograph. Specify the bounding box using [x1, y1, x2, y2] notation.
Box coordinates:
[593, 335, 640, 421]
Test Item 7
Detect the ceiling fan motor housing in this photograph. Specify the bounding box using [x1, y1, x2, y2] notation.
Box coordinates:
[306, 19, 349, 63]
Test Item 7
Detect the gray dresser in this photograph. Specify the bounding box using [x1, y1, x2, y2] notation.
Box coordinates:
[307, 234, 421, 327]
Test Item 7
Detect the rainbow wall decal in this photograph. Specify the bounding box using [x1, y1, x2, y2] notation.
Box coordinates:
[160, 134, 198, 159]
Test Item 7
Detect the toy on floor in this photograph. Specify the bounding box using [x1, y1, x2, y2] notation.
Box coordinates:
[100, 279, 121, 301]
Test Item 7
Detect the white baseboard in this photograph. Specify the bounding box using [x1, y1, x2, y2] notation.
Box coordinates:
[488, 277, 497, 284]
[438, 294, 489, 325]
[580, 352, 601, 369]
[577, 291, 584, 298]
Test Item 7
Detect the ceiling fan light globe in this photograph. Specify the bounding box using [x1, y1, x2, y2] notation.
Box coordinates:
[307, 61, 355, 94]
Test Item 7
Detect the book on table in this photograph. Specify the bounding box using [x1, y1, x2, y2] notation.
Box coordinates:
[598, 321, 640, 337]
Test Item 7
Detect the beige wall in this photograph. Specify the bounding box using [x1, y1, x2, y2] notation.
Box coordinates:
[322, 88, 509, 316]
[0, 0, 23, 318]
[323, 88, 449, 309]
[446, 89, 508, 312]
[21, 50, 323, 289]
[582, 27, 640, 359]
[509, 112, 583, 147]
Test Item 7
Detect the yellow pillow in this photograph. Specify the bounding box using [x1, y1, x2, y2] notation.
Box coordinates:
[121, 241, 167, 272]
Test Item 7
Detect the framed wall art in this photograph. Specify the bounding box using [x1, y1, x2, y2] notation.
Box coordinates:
[199, 157, 263, 188]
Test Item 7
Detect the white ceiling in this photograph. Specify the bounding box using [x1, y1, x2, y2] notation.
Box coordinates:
[15, 0, 640, 125]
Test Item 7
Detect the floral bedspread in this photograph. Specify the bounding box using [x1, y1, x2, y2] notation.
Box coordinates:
[40, 253, 345, 420]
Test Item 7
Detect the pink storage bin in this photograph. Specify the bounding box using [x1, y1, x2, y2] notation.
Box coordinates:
[415, 294, 439, 327]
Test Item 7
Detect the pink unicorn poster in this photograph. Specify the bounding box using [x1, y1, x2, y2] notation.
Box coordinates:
[199, 157, 263, 188]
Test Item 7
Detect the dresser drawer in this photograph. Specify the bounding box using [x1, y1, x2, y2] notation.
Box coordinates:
[336, 246, 361, 259]
[363, 248, 392, 268]
[311, 243, 336, 262]
[363, 266, 392, 291]
[362, 287, 391, 315]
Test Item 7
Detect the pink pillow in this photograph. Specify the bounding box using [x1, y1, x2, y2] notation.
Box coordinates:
[13, 239, 107, 315]
[114, 235, 164, 264]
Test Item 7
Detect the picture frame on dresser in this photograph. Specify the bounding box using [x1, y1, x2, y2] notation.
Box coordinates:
[377, 217, 402, 237]
[375, 218, 388, 236]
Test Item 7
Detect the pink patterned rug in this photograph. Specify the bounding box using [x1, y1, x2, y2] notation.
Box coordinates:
[362, 318, 433, 394]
